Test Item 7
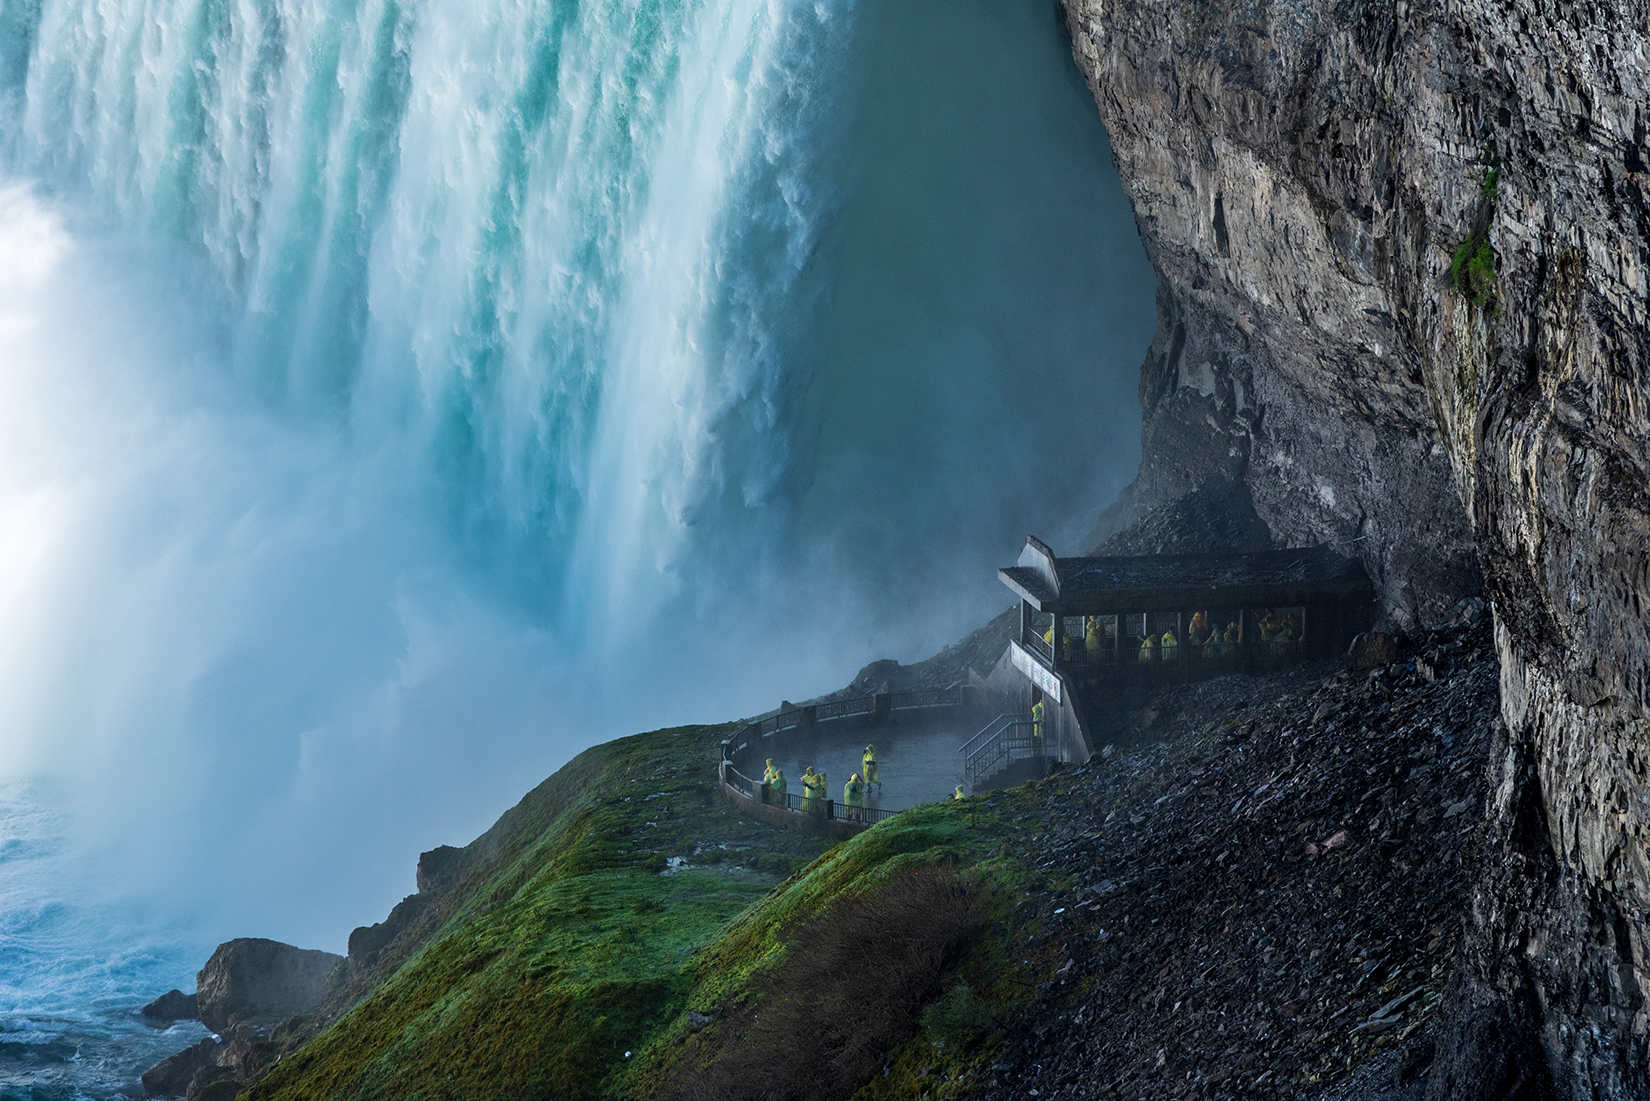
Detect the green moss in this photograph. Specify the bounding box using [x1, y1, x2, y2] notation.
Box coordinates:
[246, 725, 1064, 1101]
[1449, 145, 1501, 311]
[245, 724, 834, 1101]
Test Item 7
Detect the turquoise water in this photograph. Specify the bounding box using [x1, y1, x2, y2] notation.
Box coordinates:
[0, 0, 1153, 1092]
[0, 781, 211, 1099]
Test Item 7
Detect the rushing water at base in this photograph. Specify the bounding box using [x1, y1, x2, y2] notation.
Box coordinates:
[0, 781, 212, 1100]
[0, 0, 1153, 1092]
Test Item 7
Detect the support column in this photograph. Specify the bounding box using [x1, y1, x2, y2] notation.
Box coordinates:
[1021, 600, 1032, 645]
[1051, 615, 1064, 667]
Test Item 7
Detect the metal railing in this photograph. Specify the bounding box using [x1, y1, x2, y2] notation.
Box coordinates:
[1021, 629, 1054, 664]
[1018, 635, 1307, 671]
[814, 696, 877, 721]
[721, 684, 971, 831]
[757, 786, 901, 826]
[961, 712, 1038, 790]
[891, 687, 964, 710]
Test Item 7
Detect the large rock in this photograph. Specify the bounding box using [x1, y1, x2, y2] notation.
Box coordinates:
[141, 989, 198, 1021]
[1062, 0, 1650, 1094]
[140, 1037, 218, 1097]
[195, 938, 343, 1032]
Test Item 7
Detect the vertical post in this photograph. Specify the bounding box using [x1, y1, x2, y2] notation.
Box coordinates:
[1021, 600, 1032, 645]
[1051, 615, 1063, 667]
[1177, 611, 1186, 662]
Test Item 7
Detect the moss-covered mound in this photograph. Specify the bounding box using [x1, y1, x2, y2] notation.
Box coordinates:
[244, 723, 834, 1101]
[241, 721, 1057, 1101]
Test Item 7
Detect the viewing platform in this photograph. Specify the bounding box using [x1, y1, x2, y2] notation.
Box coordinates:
[1000, 537, 1374, 688]
[719, 687, 986, 837]
[978, 537, 1375, 775]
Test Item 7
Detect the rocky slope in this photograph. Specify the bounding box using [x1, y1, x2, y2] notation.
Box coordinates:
[1062, 0, 1650, 1094]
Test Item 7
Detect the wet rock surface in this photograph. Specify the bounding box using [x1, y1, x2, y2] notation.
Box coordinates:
[978, 618, 1498, 1099]
[195, 939, 343, 1033]
[140, 989, 198, 1022]
[1061, 0, 1650, 1092]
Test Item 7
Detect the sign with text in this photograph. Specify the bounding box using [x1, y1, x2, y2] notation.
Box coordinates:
[1010, 641, 1062, 703]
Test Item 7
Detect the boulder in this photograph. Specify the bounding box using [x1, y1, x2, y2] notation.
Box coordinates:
[141, 989, 199, 1021]
[141, 1037, 218, 1097]
[184, 1063, 235, 1099]
[193, 1081, 244, 1101]
[1347, 631, 1400, 672]
[195, 938, 343, 1032]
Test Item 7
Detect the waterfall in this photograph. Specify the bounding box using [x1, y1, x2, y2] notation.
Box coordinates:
[0, 0, 1152, 947]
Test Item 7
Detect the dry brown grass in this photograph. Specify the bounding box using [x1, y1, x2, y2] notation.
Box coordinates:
[663, 867, 985, 1101]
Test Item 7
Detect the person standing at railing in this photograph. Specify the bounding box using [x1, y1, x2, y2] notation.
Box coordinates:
[844, 773, 866, 820]
[771, 767, 787, 804]
[799, 766, 818, 813]
[1085, 617, 1104, 658]
[862, 745, 880, 791]
[1188, 611, 1209, 646]
[763, 758, 779, 785]
[1139, 632, 1158, 661]
[1160, 628, 1179, 659]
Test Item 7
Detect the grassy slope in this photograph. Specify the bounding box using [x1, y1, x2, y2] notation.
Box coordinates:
[244, 721, 1061, 1101]
[244, 724, 833, 1101]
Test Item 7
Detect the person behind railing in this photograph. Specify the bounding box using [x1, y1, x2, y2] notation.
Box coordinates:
[813, 770, 829, 816]
[1062, 628, 1078, 661]
[800, 766, 818, 813]
[1085, 616, 1104, 659]
[862, 745, 880, 791]
[1283, 611, 1301, 647]
[1259, 609, 1285, 654]
[1188, 611, 1210, 646]
[763, 758, 779, 785]
[1222, 621, 1239, 654]
[771, 767, 787, 805]
[1138, 632, 1158, 661]
[844, 773, 866, 821]
[1160, 627, 1178, 659]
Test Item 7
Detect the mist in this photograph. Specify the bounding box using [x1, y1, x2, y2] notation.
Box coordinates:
[0, 0, 1152, 956]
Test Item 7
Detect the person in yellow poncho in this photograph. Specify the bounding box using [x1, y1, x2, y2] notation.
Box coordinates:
[844, 773, 866, 821]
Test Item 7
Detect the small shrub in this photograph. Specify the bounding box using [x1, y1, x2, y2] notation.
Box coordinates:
[920, 984, 998, 1052]
[662, 867, 986, 1101]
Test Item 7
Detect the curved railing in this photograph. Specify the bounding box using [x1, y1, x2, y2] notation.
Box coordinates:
[719, 685, 974, 830]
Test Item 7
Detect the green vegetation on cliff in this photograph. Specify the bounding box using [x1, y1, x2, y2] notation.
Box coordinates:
[244, 723, 1060, 1101]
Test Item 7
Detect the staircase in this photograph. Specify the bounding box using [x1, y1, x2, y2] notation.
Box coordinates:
[959, 712, 1038, 791]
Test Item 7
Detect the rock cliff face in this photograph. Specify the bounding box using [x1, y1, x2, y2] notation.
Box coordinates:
[1062, 0, 1650, 1095]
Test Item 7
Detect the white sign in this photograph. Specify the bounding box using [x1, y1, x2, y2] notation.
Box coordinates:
[1010, 641, 1062, 703]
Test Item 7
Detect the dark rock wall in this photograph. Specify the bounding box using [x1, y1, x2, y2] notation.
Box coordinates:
[1062, 0, 1650, 1094]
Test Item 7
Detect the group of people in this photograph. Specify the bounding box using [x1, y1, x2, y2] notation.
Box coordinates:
[1043, 610, 1303, 663]
[762, 744, 883, 821]
[1134, 608, 1302, 661]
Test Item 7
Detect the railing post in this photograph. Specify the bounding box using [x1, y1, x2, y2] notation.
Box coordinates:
[873, 692, 891, 718]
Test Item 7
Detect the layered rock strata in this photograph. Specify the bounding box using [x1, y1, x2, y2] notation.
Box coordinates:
[1062, 0, 1650, 1094]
